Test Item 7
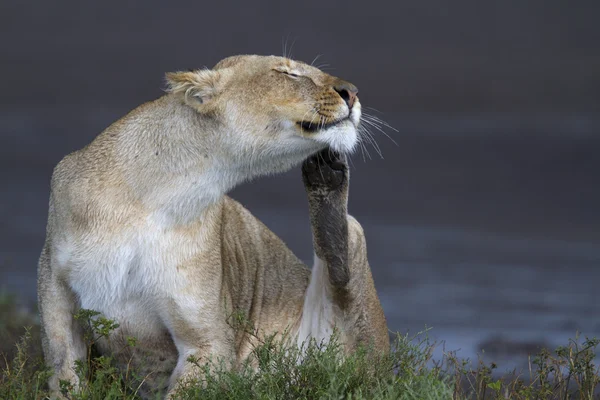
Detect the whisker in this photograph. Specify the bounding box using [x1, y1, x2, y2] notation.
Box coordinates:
[361, 118, 398, 146]
[355, 126, 365, 159]
[315, 63, 334, 71]
[361, 140, 372, 160]
[363, 118, 399, 135]
[361, 128, 383, 159]
[310, 54, 322, 66]
[357, 128, 373, 160]
[308, 111, 319, 128]
[358, 143, 367, 162]
[356, 132, 368, 162]
[281, 36, 287, 58]
[288, 37, 298, 59]
[364, 106, 384, 113]
[360, 118, 399, 147]
[317, 150, 326, 181]
[299, 107, 317, 133]
[361, 113, 399, 132]
[358, 126, 382, 159]
[347, 151, 356, 168]
[363, 128, 381, 156]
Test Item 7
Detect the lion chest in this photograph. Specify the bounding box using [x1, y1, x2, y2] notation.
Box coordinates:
[54, 217, 211, 336]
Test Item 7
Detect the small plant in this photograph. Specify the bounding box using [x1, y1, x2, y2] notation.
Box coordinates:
[0, 292, 42, 369]
[67, 308, 144, 399]
[0, 328, 52, 400]
[444, 334, 600, 399]
[173, 328, 453, 400]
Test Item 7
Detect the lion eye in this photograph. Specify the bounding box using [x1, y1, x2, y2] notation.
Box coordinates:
[282, 70, 300, 78]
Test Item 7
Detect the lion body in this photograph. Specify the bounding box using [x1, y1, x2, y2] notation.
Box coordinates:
[38, 55, 388, 398]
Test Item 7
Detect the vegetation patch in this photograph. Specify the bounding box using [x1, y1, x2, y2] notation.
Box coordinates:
[0, 295, 598, 399]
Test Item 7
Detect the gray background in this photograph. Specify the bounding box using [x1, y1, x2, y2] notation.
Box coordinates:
[1, 0, 599, 366]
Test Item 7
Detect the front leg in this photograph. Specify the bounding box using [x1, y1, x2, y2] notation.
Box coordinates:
[301, 149, 350, 289]
[301, 148, 389, 352]
[163, 288, 236, 398]
[38, 244, 88, 399]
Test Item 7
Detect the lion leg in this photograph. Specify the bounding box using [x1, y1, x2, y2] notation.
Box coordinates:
[38, 244, 88, 399]
[163, 292, 236, 397]
[301, 149, 389, 352]
[344, 215, 390, 352]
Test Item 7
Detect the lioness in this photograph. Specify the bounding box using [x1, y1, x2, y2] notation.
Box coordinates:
[38, 55, 389, 398]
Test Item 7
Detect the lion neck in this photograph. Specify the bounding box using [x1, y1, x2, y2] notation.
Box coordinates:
[112, 95, 316, 227]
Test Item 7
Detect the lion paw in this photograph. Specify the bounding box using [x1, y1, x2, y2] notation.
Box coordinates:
[301, 148, 348, 192]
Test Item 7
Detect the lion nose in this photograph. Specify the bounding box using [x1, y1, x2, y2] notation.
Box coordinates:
[333, 81, 359, 109]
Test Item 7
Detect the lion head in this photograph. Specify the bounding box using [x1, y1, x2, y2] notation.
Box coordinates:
[165, 55, 361, 159]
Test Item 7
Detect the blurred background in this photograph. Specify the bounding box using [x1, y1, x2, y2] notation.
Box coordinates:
[1, 0, 599, 368]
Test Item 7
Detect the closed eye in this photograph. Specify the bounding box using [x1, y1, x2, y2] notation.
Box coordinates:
[275, 69, 300, 78]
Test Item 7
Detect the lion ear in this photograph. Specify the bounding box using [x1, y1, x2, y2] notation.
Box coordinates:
[165, 69, 223, 105]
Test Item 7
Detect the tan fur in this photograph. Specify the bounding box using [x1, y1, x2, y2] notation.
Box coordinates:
[38, 55, 388, 399]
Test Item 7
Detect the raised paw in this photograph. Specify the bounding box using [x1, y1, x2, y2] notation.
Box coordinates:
[301, 148, 348, 192]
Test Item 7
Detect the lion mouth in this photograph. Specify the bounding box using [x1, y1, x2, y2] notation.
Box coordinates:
[297, 117, 350, 133]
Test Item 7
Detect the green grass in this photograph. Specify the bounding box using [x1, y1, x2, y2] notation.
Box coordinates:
[0, 295, 599, 399]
